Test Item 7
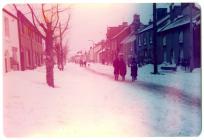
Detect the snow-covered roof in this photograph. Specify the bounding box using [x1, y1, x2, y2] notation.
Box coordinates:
[158, 13, 200, 32]
[111, 26, 129, 40]
[139, 15, 170, 33]
[121, 34, 136, 44]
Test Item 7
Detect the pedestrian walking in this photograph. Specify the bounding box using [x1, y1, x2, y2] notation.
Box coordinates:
[130, 57, 138, 81]
[83, 60, 87, 67]
[113, 56, 120, 80]
[119, 54, 127, 81]
[79, 59, 83, 67]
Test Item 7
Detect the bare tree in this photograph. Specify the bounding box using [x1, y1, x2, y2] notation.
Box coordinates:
[14, 4, 71, 87]
[63, 39, 70, 65]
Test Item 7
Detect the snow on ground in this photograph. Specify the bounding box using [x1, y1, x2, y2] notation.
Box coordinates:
[87, 63, 201, 99]
[3, 63, 201, 137]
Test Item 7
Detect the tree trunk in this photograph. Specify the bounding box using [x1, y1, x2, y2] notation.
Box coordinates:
[45, 29, 55, 87]
[46, 60, 54, 87]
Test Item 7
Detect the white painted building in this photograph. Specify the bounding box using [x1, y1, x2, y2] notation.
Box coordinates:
[3, 9, 20, 73]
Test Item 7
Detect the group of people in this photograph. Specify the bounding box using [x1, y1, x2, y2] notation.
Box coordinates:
[113, 54, 138, 82]
[79, 59, 87, 67]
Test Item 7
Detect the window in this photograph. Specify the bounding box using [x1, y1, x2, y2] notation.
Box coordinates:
[25, 26, 28, 34]
[138, 36, 141, 46]
[179, 31, 183, 43]
[144, 50, 147, 57]
[130, 46, 133, 52]
[143, 34, 147, 45]
[39, 36, 41, 43]
[21, 23, 24, 33]
[170, 48, 175, 64]
[149, 32, 153, 44]
[39, 36, 42, 44]
[163, 46, 167, 62]
[4, 17, 9, 37]
[28, 29, 32, 37]
[163, 36, 166, 46]
[180, 49, 184, 59]
[28, 28, 30, 36]
[35, 34, 38, 42]
[36, 34, 38, 42]
[12, 47, 17, 59]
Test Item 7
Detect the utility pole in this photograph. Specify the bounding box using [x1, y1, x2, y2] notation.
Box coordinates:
[189, 3, 194, 72]
[152, 3, 159, 74]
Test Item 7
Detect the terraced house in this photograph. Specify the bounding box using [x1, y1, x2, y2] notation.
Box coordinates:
[137, 8, 169, 66]
[17, 10, 44, 70]
[3, 7, 45, 73]
[137, 3, 201, 70]
[158, 3, 201, 69]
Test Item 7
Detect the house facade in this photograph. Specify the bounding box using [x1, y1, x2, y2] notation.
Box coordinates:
[137, 8, 170, 66]
[105, 22, 128, 64]
[17, 10, 44, 71]
[3, 9, 20, 73]
[136, 4, 201, 71]
[157, 4, 201, 69]
[120, 14, 143, 66]
[110, 22, 130, 61]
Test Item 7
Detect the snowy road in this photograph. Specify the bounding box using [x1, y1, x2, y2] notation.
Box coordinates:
[3, 63, 201, 137]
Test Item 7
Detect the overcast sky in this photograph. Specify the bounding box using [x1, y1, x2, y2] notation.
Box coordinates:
[68, 3, 170, 55]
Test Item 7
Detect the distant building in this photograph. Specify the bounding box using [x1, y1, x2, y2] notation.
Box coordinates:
[105, 22, 128, 64]
[93, 40, 106, 63]
[88, 46, 94, 62]
[120, 14, 144, 66]
[92, 42, 101, 63]
[3, 9, 20, 73]
[111, 24, 131, 59]
[98, 42, 106, 64]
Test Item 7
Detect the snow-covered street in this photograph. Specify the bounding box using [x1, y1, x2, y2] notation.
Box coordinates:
[3, 63, 201, 137]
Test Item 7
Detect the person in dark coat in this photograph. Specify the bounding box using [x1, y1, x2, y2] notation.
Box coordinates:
[79, 59, 83, 67]
[113, 56, 120, 80]
[119, 55, 127, 81]
[130, 57, 138, 81]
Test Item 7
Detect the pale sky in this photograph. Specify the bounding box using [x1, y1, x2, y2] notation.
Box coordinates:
[4, 3, 170, 56]
[68, 3, 170, 55]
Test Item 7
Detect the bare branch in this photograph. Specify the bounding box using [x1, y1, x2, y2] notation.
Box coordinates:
[60, 14, 71, 36]
[52, 34, 60, 40]
[52, 4, 59, 32]
[13, 4, 18, 11]
[50, 6, 54, 23]
[42, 4, 48, 24]
[27, 4, 47, 32]
[58, 8, 70, 13]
